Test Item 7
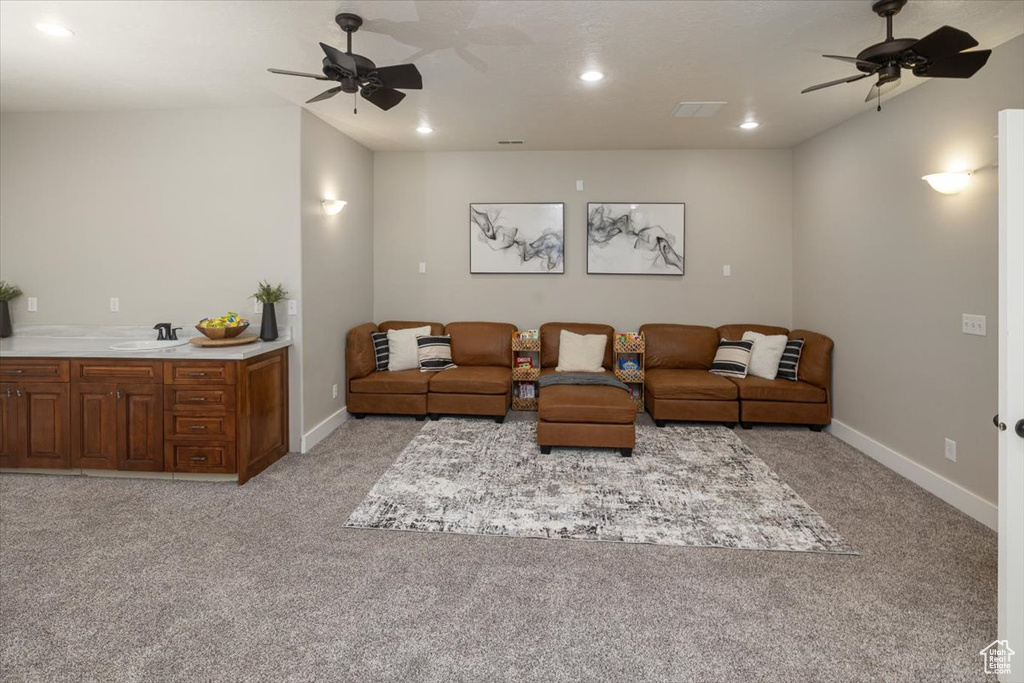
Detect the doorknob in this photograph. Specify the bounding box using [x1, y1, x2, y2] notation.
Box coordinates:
[1017, 419, 1024, 439]
[994, 414, 1007, 431]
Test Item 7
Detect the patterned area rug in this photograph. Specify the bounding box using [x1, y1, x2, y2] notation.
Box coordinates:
[345, 419, 856, 554]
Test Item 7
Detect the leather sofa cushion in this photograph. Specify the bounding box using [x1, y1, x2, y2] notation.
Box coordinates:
[346, 323, 379, 381]
[429, 366, 511, 395]
[790, 329, 833, 390]
[728, 376, 826, 403]
[538, 385, 636, 425]
[645, 369, 738, 401]
[350, 370, 431, 395]
[639, 324, 719, 370]
[445, 321, 516, 367]
[540, 322, 615, 370]
[717, 323, 789, 342]
[379, 320, 444, 335]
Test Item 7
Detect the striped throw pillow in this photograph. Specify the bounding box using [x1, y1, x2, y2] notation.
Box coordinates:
[709, 339, 754, 378]
[777, 339, 805, 381]
[371, 331, 390, 372]
[416, 335, 457, 372]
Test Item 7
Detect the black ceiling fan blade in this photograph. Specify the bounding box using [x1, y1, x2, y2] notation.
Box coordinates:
[319, 42, 358, 75]
[910, 25, 979, 61]
[801, 72, 872, 94]
[823, 54, 879, 70]
[372, 63, 423, 90]
[865, 77, 902, 102]
[268, 68, 330, 81]
[306, 86, 342, 104]
[361, 87, 406, 111]
[914, 50, 991, 78]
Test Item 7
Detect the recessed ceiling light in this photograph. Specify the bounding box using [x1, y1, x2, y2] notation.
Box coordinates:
[740, 120, 760, 130]
[579, 71, 605, 82]
[35, 23, 74, 38]
[416, 125, 433, 134]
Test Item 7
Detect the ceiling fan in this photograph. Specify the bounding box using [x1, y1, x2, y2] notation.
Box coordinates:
[268, 13, 423, 113]
[801, 0, 991, 110]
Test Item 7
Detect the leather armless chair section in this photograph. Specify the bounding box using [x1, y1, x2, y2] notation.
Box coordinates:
[639, 324, 718, 370]
[539, 322, 615, 370]
[445, 322, 516, 367]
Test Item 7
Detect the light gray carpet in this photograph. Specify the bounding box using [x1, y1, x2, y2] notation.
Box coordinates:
[346, 419, 855, 554]
[0, 412, 997, 682]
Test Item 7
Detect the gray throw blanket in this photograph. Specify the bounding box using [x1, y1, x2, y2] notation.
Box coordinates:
[536, 372, 630, 393]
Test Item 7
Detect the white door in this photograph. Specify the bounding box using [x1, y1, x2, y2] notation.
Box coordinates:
[998, 108, 1024, 683]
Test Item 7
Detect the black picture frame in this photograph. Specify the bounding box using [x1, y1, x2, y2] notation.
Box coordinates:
[586, 202, 685, 276]
[469, 202, 566, 274]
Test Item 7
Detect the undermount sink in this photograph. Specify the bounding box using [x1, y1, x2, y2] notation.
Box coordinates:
[108, 339, 190, 351]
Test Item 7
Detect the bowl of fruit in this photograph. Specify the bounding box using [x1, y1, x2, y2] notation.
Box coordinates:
[195, 312, 250, 340]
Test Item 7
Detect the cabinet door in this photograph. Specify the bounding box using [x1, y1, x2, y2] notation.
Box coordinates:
[20, 383, 70, 469]
[0, 383, 22, 468]
[71, 382, 118, 469]
[238, 351, 288, 484]
[117, 383, 163, 472]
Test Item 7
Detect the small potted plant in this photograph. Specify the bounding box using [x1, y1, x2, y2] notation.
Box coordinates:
[0, 280, 23, 338]
[251, 281, 288, 342]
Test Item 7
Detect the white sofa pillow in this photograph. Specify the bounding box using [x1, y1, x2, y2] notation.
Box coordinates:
[387, 325, 432, 372]
[556, 330, 607, 373]
[742, 331, 789, 380]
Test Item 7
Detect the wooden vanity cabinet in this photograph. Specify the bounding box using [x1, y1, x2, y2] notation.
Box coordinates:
[1, 348, 288, 483]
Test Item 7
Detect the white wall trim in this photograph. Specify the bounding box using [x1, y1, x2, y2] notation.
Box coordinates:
[828, 419, 997, 530]
[301, 406, 349, 453]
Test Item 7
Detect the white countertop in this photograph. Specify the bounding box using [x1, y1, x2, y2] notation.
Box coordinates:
[0, 325, 291, 360]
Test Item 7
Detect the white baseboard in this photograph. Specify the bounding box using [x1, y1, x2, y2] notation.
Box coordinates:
[301, 406, 349, 453]
[828, 419, 997, 530]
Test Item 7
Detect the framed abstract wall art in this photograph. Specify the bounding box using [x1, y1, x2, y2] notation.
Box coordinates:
[586, 203, 685, 275]
[469, 203, 565, 274]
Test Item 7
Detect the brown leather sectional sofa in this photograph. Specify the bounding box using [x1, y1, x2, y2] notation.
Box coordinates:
[640, 323, 833, 430]
[346, 320, 514, 422]
[346, 320, 833, 431]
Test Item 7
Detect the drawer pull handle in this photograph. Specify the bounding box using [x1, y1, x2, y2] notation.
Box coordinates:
[189, 425, 208, 430]
[5, 370, 24, 375]
[189, 456, 208, 462]
[187, 397, 207, 402]
[188, 372, 208, 377]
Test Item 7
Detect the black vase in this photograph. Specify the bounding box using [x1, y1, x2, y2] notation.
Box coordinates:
[260, 302, 278, 342]
[0, 301, 11, 338]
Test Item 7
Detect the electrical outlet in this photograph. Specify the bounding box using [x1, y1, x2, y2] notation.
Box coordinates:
[287, 299, 298, 316]
[27, 297, 38, 312]
[109, 297, 120, 313]
[332, 384, 338, 399]
[962, 314, 986, 336]
[419, 262, 427, 274]
[945, 438, 957, 462]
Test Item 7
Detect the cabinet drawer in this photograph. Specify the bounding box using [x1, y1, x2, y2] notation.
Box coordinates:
[164, 385, 236, 412]
[165, 362, 235, 385]
[72, 360, 162, 383]
[0, 359, 69, 382]
[164, 411, 235, 440]
[165, 441, 236, 473]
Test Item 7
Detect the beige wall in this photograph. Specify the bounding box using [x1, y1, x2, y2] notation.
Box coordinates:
[0, 108, 301, 329]
[0, 107, 305, 450]
[299, 111, 374, 433]
[373, 150, 793, 331]
[793, 34, 1024, 505]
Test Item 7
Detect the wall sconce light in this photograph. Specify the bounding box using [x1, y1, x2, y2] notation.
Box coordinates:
[922, 172, 971, 195]
[321, 199, 347, 216]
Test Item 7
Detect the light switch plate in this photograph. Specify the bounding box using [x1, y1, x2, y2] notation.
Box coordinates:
[27, 297, 37, 312]
[109, 297, 119, 313]
[419, 262, 427, 274]
[287, 299, 298, 316]
[723, 265, 731, 277]
[576, 180, 584, 191]
[962, 313, 986, 336]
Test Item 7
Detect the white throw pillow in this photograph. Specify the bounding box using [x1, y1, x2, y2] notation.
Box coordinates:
[556, 330, 607, 373]
[742, 331, 789, 380]
[387, 326, 431, 372]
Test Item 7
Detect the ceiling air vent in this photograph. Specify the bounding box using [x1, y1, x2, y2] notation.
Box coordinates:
[671, 102, 726, 118]
[498, 140, 524, 145]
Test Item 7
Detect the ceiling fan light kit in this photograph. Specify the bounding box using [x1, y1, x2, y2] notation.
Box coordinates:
[801, 0, 991, 111]
[268, 12, 423, 113]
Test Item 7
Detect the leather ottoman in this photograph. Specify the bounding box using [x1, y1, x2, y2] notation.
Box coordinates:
[537, 384, 637, 457]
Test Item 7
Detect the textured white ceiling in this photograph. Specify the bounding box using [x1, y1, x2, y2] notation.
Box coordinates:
[1, 0, 1021, 151]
